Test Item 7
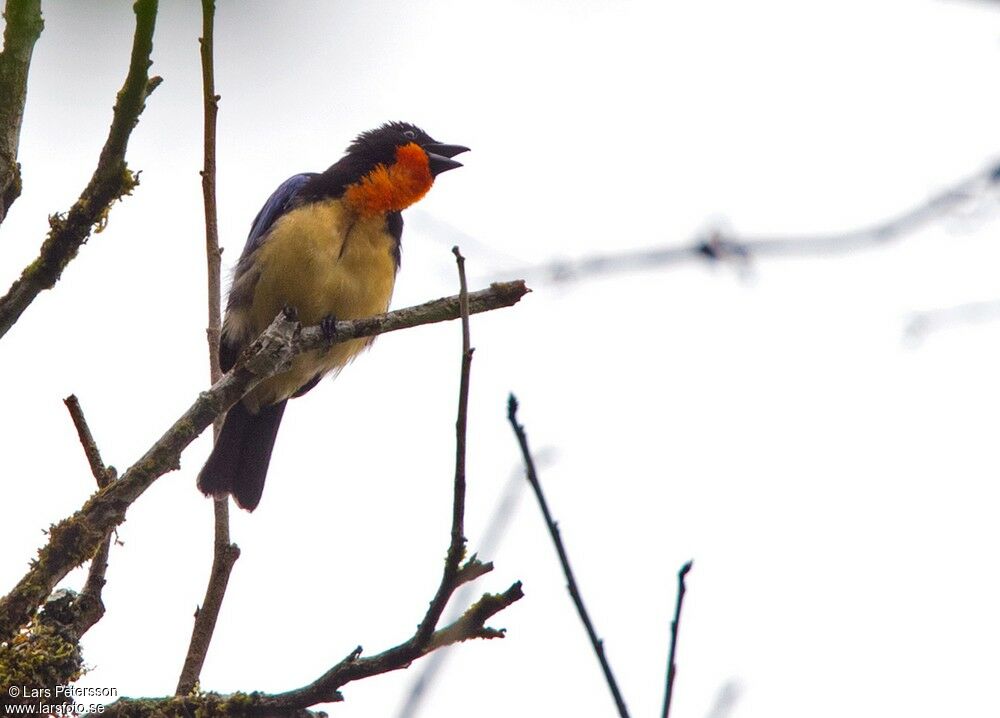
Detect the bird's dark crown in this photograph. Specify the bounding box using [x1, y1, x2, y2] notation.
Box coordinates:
[347, 121, 438, 163]
[299, 122, 440, 202]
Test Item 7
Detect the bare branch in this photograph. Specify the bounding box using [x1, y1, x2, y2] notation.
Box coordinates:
[259, 582, 523, 713]
[507, 394, 630, 718]
[0, 0, 161, 340]
[0, 0, 43, 225]
[396, 451, 556, 718]
[174, 513, 238, 696]
[662, 560, 693, 718]
[0, 280, 528, 644]
[63, 394, 113, 490]
[414, 246, 474, 645]
[199, 0, 222, 389]
[175, 0, 238, 695]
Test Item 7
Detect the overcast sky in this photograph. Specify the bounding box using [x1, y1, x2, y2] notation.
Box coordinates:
[4, 2, 1000, 717]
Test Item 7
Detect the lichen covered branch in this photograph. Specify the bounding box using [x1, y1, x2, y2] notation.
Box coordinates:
[0, 280, 528, 645]
[0, 0, 161, 339]
[86, 260, 524, 716]
[0, 0, 43, 225]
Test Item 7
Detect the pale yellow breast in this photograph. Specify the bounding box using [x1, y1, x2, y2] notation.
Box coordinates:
[242, 198, 398, 410]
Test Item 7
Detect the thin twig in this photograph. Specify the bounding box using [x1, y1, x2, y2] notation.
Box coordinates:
[176, 0, 240, 695]
[63, 394, 116, 636]
[0, 0, 43, 225]
[415, 246, 474, 645]
[662, 560, 693, 718]
[200, 0, 222, 391]
[396, 449, 555, 718]
[64, 394, 113, 490]
[510, 159, 1000, 284]
[453, 246, 472, 554]
[0, 280, 528, 644]
[175, 503, 238, 696]
[0, 0, 161, 339]
[507, 394, 630, 718]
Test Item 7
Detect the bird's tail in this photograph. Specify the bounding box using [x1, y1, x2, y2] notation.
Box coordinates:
[197, 400, 287, 511]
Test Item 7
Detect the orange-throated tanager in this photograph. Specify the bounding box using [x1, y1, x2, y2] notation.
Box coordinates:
[197, 122, 468, 511]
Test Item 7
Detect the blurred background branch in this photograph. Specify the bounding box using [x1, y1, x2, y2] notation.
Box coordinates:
[905, 298, 1000, 343]
[502, 159, 1000, 285]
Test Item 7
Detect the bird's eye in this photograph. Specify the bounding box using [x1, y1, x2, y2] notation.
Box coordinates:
[403, 129, 416, 140]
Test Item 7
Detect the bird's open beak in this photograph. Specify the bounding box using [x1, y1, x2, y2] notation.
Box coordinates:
[425, 142, 470, 176]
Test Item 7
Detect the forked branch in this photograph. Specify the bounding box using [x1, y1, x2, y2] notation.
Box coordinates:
[0, 280, 528, 645]
[89, 252, 523, 715]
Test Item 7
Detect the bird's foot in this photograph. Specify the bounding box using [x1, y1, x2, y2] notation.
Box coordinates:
[320, 314, 338, 341]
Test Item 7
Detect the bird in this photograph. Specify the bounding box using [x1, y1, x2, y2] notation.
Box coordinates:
[197, 121, 469, 511]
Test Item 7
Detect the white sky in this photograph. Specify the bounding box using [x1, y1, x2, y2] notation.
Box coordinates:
[3, 1, 1000, 717]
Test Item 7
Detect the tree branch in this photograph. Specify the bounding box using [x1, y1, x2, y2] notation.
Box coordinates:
[904, 298, 1000, 343]
[513, 159, 1000, 284]
[62, 394, 116, 638]
[63, 394, 114, 490]
[175, 0, 237, 696]
[90, 255, 523, 716]
[95, 581, 523, 718]
[199, 0, 222, 388]
[0, 280, 528, 644]
[257, 582, 523, 713]
[662, 560, 693, 718]
[1, 396, 121, 698]
[0, 0, 161, 340]
[414, 247, 474, 646]
[0, 0, 43, 225]
[396, 452, 556, 718]
[507, 394, 630, 718]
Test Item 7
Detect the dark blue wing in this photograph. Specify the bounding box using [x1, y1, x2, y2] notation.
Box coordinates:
[238, 172, 317, 262]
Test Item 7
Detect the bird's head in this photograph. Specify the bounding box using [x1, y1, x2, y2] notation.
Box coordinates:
[336, 121, 469, 217]
[349, 122, 469, 177]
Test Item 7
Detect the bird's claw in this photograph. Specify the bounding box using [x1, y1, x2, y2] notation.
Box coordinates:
[321, 314, 338, 341]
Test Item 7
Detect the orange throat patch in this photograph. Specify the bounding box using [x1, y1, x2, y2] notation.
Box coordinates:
[343, 142, 434, 217]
